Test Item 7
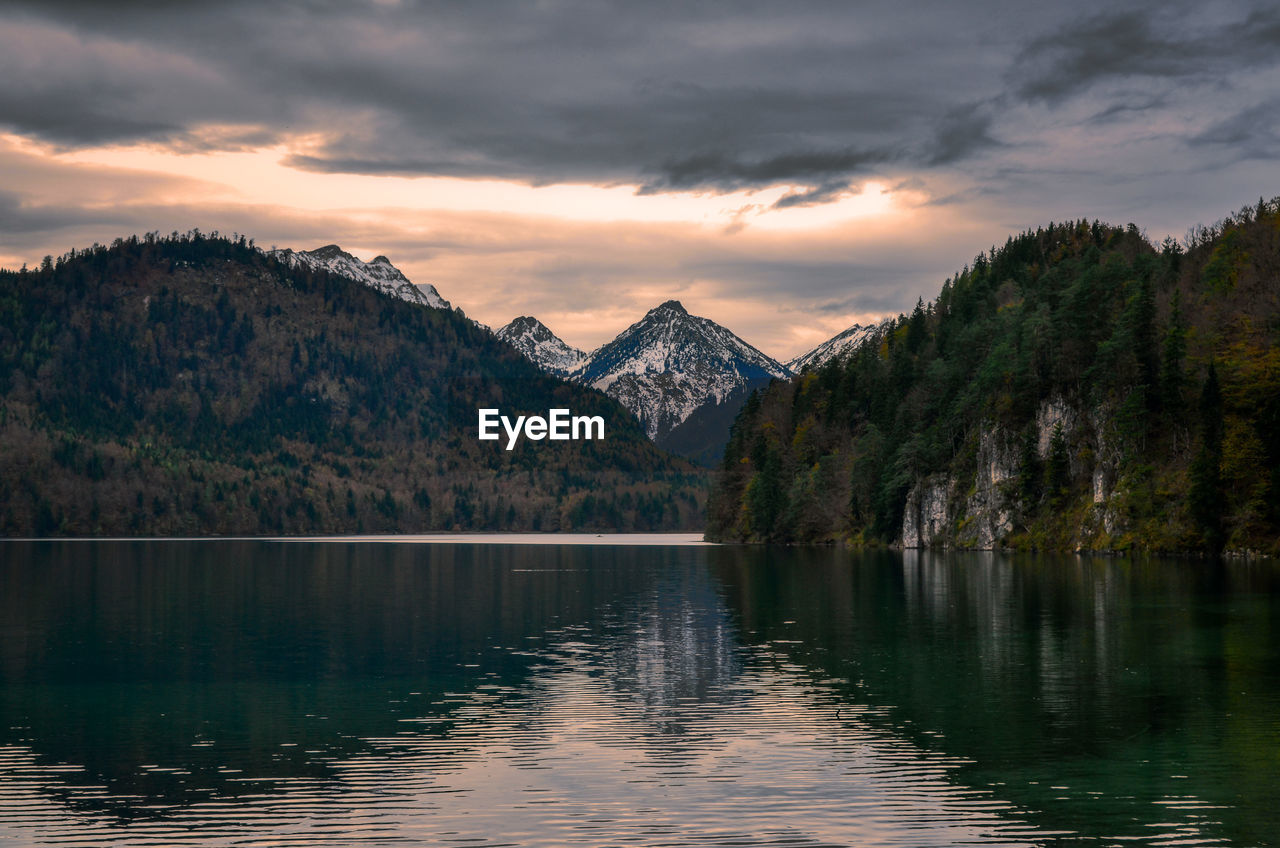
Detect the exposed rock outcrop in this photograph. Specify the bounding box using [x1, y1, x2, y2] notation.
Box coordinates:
[899, 395, 1129, 550]
[901, 474, 950, 548]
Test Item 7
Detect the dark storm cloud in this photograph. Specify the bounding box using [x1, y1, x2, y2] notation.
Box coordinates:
[640, 148, 891, 195]
[1010, 7, 1280, 103]
[925, 105, 1002, 166]
[2, 0, 1279, 219]
[0, 99, 178, 147]
[811, 290, 911, 316]
[772, 180, 856, 210]
[279, 81, 922, 187]
[0, 0, 1023, 198]
[1086, 95, 1170, 125]
[688, 258, 941, 304]
[1190, 100, 1280, 160]
[0, 191, 119, 235]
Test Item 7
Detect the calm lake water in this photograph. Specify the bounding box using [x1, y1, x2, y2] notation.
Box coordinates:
[1, 539, 1277, 846]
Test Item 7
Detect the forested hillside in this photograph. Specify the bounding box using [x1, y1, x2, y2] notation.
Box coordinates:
[0, 232, 704, 535]
[709, 199, 1280, 555]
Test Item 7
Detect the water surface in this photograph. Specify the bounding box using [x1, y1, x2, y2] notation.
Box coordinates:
[1, 540, 1277, 846]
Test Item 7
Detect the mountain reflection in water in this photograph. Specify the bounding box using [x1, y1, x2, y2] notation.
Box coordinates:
[1, 540, 1277, 846]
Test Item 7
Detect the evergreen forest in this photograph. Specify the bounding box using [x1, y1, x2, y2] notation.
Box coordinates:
[0, 232, 705, 535]
[709, 199, 1280, 555]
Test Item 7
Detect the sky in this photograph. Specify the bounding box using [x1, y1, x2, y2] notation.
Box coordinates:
[2, 0, 1278, 360]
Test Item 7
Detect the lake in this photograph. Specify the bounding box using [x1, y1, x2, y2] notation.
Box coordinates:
[1, 539, 1277, 846]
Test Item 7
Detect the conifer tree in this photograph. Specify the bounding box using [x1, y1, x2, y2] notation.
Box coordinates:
[1160, 289, 1187, 411]
[1188, 362, 1224, 553]
[906, 298, 927, 353]
[1045, 424, 1070, 506]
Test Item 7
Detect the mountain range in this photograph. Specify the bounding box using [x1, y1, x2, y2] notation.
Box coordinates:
[0, 232, 704, 536]
[7, 197, 1273, 550]
[264, 245, 865, 465]
[265, 246, 878, 465]
[498, 302, 792, 461]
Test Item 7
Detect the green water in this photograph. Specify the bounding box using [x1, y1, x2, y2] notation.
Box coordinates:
[0, 540, 1276, 846]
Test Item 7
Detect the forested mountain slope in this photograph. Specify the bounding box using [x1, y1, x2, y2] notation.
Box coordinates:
[709, 199, 1280, 555]
[0, 232, 704, 535]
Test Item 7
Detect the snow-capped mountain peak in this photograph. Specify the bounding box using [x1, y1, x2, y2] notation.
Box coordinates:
[306, 244, 348, 261]
[786, 321, 882, 372]
[268, 245, 451, 310]
[496, 316, 587, 378]
[572, 300, 790, 440]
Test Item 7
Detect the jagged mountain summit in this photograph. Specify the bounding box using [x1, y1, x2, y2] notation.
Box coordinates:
[268, 244, 451, 310]
[787, 321, 880, 372]
[571, 300, 791, 442]
[496, 316, 586, 378]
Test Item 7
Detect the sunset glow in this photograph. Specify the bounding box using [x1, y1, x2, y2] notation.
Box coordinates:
[3, 2, 1275, 357]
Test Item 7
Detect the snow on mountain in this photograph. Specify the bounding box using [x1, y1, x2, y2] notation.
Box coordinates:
[496, 316, 587, 378]
[786, 321, 882, 372]
[268, 244, 451, 310]
[571, 300, 791, 441]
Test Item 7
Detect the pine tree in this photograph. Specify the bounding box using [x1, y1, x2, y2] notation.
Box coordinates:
[1188, 362, 1224, 553]
[1132, 275, 1158, 408]
[746, 444, 784, 540]
[1160, 289, 1188, 411]
[906, 297, 928, 353]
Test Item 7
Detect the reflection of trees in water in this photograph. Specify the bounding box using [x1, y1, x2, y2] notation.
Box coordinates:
[710, 546, 1268, 751]
[706, 546, 1280, 847]
[4, 542, 1278, 846]
[0, 541, 667, 820]
[589, 561, 742, 722]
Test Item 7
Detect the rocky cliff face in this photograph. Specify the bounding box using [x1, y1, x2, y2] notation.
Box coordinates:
[899, 396, 1122, 550]
[901, 474, 951, 548]
[962, 426, 1020, 549]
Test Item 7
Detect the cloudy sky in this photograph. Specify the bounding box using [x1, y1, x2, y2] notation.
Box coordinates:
[2, 1, 1277, 359]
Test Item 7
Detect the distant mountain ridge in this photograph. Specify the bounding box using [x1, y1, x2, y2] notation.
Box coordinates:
[496, 316, 587, 378]
[271, 242, 874, 463]
[787, 321, 882, 372]
[268, 244, 452, 310]
[263, 245, 809, 462]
